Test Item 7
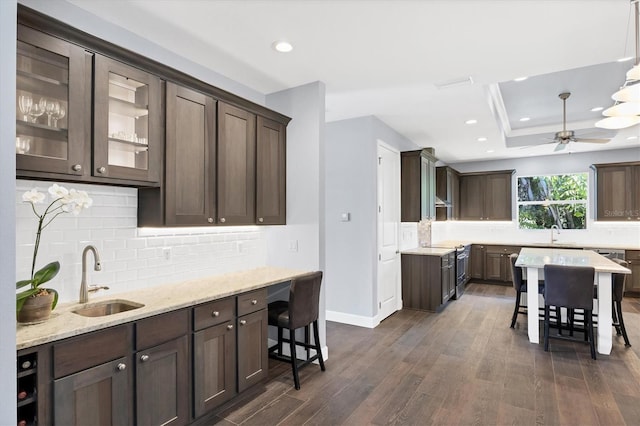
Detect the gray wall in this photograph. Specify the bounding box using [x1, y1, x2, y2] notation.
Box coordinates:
[1, 2, 17, 421]
[324, 116, 418, 324]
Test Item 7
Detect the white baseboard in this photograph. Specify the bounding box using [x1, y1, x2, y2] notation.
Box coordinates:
[325, 310, 380, 329]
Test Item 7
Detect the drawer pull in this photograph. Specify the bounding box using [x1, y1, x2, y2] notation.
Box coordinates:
[258, 217, 264, 223]
[251, 299, 258, 305]
[240, 319, 247, 326]
[220, 218, 226, 223]
[227, 324, 233, 330]
[211, 311, 220, 317]
[140, 355, 149, 362]
[117, 363, 126, 371]
[72, 164, 82, 172]
[207, 217, 214, 223]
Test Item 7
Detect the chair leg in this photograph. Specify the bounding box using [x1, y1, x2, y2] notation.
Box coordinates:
[289, 330, 300, 390]
[510, 290, 521, 328]
[544, 305, 550, 352]
[277, 326, 283, 355]
[612, 301, 622, 336]
[587, 310, 596, 360]
[312, 320, 326, 371]
[615, 301, 631, 347]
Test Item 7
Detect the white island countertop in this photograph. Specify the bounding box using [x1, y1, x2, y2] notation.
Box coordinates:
[17, 266, 310, 350]
[515, 247, 631, 273]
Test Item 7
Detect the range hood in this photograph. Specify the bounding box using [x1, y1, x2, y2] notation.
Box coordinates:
[435, 196, 451, 207]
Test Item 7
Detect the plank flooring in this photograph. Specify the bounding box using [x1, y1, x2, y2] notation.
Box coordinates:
[199, 282, 640, 426]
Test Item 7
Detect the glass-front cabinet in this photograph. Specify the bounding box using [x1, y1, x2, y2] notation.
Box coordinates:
[94, 55, 161, 183]
[16, 25, 89, 176]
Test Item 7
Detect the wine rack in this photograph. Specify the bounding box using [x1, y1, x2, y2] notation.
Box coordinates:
[17, 352, 38, 426]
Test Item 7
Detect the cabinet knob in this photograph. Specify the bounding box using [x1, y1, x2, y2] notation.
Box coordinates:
[97, 166, 106, 174]
[117, 363, 126, 371]
[220, 218, 226, 223]
[227, 324, 233, 330]
[72, 164, 82, 172]
[207, 217, 214, 223]
[251, 299, 258, 305]
[240, 319, 247, 326]
[140, 355, 149, 362]
[258, 217, 264, 223]
[211, 311, 220, 317]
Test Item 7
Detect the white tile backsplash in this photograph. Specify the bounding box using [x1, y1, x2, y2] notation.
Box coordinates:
[16, 180, 267, 305]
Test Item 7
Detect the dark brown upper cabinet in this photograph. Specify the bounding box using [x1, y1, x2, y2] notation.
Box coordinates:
[436, 166, 460, 221]
[217, 102, 256, 225]
[256, 116, 286, 225]
[401, 149, 437, 222]
[592, 162, 640, 221]
[16, 24, 90, 178]
[459, 171, 513, 221]
[94, 54, 162, 183]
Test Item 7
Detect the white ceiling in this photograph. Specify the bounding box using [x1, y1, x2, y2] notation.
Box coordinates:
[68, 0, 640, 164]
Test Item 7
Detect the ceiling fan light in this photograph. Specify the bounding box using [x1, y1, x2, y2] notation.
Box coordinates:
[595, 115, 640, 130]
[602, 102, 640, 117]
[627, 65, 640, 81]
[612, 84, 640, 102]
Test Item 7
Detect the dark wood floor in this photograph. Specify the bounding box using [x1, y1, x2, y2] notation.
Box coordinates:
[202, 283, 640, 426]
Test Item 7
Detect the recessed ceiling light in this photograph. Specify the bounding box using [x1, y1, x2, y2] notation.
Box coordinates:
[513, 76, 528, 82]
[477, 137, 487, 142]
[627, 136, 639, 140]
[486, 149, 495, 153]
[519, 117, 531, 122]
[590, 107, 604, 112]
[465, 119, 477, 125]
[617, 56, 634, 62]
[272, 40, 293, 53]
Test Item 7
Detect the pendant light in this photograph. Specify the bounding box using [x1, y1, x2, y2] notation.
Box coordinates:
[596, 0, 640, 130]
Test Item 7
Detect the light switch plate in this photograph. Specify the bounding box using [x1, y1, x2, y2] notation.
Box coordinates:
[288, 240, 298, 252]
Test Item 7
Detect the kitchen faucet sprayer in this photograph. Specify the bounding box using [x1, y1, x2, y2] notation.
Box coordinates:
[80, 245, 102, 303]
[550, 224, 560, 244]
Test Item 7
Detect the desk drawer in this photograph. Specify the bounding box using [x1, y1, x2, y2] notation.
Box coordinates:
[238, 289, 267, 316]
[194, 297, 235, 331]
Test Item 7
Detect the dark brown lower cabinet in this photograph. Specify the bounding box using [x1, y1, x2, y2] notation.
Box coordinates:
[136, 335, 189, 426]
[53, 356, 131, 425]
[193, 320, 237, 417]
[237, 309, 268, 392]
[401, 253, 453, 312]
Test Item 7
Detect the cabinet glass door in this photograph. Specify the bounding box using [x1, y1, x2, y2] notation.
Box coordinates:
[16, 25, 87, 176]
[94, 55, 160, 183]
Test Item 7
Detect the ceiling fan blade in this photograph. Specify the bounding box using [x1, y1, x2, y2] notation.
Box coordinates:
[554, 143, 567, 152]
[573, 138, 610, 144]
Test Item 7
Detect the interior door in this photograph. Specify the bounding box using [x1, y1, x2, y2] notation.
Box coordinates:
[377, 141, 401, 321]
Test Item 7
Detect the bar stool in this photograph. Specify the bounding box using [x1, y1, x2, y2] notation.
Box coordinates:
[509, 253, 546, 328]
[268, 271, 326, 390]
[611, 258, 631, 347]
[543, 264, 596, 360]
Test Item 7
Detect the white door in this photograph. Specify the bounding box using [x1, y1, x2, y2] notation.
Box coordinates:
[377, 140, 401, 321]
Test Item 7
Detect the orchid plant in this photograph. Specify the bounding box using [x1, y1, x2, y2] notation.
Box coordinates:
[16, 184, 93, 314]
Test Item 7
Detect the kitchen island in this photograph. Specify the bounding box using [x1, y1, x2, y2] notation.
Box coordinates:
[516, 247, 630, 355]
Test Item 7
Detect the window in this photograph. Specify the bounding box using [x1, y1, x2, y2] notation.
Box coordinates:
[517, 173, 588, 229]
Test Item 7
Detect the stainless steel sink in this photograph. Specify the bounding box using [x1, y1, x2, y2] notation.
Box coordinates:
[72, 299, 144, 317]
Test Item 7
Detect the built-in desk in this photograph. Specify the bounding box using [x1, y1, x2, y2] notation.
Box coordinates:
[515, 248, 630, 355]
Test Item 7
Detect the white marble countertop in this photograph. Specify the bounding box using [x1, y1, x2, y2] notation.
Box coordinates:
[515, 247, 631, 273]
[16, 266, 310, 350]
[430, 240, 472, 248]
[464, 241, 639, 250]
[401, 247, 455, 256]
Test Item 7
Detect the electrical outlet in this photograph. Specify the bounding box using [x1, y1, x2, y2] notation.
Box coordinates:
[288, 240, 299, 252]
[162, 247, 171, 261]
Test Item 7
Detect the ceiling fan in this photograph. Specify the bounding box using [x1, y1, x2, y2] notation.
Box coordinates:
[549, 92, 611, 152]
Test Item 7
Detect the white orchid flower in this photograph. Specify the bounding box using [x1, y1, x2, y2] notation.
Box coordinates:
[48, 184, 69, 200]
[69, 189, 93, 209]
[22, 188, 45, 204]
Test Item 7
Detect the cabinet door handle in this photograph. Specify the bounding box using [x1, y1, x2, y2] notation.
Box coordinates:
[258, 217, 264, 223]
[140, 355, 149, 362]
[240, 319, 247, 326]
[211, 311, 220, 317]
[72, 164, 82, 172]
[251, 299, 258, 305]
[220, 218, 226, 223]
[207, 217, 214, 223]
[227, 324, 233, 330]
[117, 363, 126, 371]
[97, 166, 106, 174]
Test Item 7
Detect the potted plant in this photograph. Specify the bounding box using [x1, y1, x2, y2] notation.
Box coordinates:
[17, 184, 92, 323]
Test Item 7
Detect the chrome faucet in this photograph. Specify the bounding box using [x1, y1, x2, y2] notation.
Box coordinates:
[80, 245, 104, 303]
[550, 225, 560, 244]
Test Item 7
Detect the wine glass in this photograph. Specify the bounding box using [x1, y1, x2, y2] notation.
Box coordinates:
[18, 95, 33, 121]
[15, 137, 31, 154]
[52, 105, 66, 128]
[27, 103, 44, 123]
[40, 98, 59, 127]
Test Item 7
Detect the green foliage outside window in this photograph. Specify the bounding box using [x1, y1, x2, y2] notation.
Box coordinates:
[517, 174, 587, 229]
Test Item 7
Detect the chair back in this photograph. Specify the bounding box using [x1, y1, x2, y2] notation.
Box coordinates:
[509, 253, 523, 291]
[543, 265, 595, 310]
[288, 271, 323, 330]
[610, 258, 628, 302]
